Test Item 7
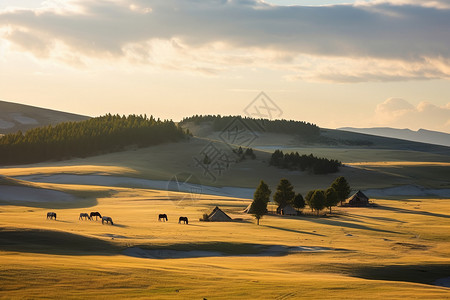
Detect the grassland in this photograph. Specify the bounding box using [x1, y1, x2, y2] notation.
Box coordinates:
[1, 136, 449, 197]
[1, 178, 450, 299]
[1, 129, 450, 298]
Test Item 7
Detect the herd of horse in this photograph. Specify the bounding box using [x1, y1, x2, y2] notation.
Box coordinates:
[159, 214, 189, 224]
[47, 211, 188, 225]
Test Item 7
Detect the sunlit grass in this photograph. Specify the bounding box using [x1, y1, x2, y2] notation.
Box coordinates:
[1, 182, 450, 298]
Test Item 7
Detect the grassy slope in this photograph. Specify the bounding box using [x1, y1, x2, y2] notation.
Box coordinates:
[0, 186, 449, 299]
[1, 136, 449, 196]
[0, 99, 89, 134]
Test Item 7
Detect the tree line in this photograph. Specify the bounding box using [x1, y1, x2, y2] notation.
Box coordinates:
[250, 176, 351, 224]
[0, 114, 186, 165]
[270, 150, 341, 174]
[180, 115, 320, 139]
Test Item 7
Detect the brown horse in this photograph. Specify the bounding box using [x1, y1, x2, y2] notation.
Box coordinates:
[178, 216, 188, 224]
[47, 212, 56, 220]
[102, 216, 114, 225]
[158, 214, 168, 222]
[79, 213, 91, 220]
[90, 212, 102, 220]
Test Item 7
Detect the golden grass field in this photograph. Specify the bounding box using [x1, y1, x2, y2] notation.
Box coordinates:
[1, 135, 450, 299]
[1, 175, 450, 299]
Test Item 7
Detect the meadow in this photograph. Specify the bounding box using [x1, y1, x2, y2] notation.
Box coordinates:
[1, 176, 450, 299]
[1, 130, 450, 299]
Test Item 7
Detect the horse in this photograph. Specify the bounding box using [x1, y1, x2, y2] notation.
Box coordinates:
[178, 216, 188, 224]
[47, 212, 56, 220]
[79, 213, 91, 220]
[90, 212, 102, 220]
[158, 214, 168, 222]
[102, 216, 114, 225]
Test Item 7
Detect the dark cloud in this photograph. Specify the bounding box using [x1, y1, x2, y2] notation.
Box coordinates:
[1, 0, 449, 81]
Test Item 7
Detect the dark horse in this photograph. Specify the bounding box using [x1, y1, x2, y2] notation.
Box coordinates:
[178, 216, 188, 224]
[90, 212, 102, 220]
[79, 213, 91, 220]
[47, 212, 57, 220]
[158, 214, 168, 222]
[102, 216, 114, 225]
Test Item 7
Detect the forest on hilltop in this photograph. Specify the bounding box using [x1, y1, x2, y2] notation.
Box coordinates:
[180, 115, 320, 139]
[0, 114, 186, 165]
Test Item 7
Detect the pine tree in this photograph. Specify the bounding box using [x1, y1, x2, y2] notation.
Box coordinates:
[293, 193, 305, 212]
[251, 180, 271, 225]
[325, 187, 339, 213]
[310, 190, 326, 216]
[273, 178, 295, 207]
[305, 190, 315, 212]
[331, 176, 351, 205]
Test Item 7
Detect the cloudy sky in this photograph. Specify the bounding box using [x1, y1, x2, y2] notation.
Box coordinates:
[0, 0, 449, 133]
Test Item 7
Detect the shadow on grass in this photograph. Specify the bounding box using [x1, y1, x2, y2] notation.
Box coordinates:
[375, 205, 450, 219]
[344, 213, 407, 224]
[300, 218, 400, 234]
[0, 227, 119, 256]
[0, 198, 98, 209]
[350, 264, 450, 287]
[136, 241, 265, 255]
[102, 223, 128, 228]
[124, 241, 346, 259]
[263, 225, 325, 236]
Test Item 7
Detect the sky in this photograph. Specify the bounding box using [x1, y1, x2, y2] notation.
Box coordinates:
[0, 0, 449, 133]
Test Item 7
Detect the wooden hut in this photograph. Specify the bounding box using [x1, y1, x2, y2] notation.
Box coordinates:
[346, 190, 370, 207]
[276, 204, 298, 216]
[208, 206, 232, 221]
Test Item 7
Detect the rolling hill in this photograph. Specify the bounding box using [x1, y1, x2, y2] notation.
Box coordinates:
[0, 99, 89, 134]
[0, 108, 449, 199]
[339, 127, 450, 148]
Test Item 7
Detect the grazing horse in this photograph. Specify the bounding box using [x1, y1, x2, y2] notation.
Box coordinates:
[47, 212, 57, 220]
[158, 214, 168, 222]
[178, 216, 188, 224]
[90, 212, 102, 220]
[79, 213, 91, 220]
[102, 216, 114, 225]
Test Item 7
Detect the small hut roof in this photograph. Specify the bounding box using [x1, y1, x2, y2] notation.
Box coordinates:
[277, 203, 297, 215]
[347, 190, 369, 202]
[208, 206, 232, 221]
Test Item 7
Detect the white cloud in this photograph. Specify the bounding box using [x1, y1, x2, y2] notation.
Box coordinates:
[0, 0, 450, 82]
[374, 98, 450, 131]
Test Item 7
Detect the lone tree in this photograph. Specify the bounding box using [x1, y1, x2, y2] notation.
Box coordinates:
[251, 180, 271, 225]
[325, 187, 339, 213]
[273, 178, 295, 207]
[293, 193, 305, 212]
[305, 190, 315, 212]
[331, 176, 351, 205]
[309, 190, 326, 216]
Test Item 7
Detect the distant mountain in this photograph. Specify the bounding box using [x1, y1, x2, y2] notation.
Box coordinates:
[338, 127, 450, 147]
[0, 100, 89, 134]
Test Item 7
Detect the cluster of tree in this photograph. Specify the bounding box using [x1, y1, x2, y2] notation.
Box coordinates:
[249, 176, 351, 224]
[305, 176, 351, 215]
[0, 114, 186, 165]
[250, 179, 304, 225]
[233, 146, 256, 160]
[270, 150, 341, 174]
[180, 115, 320, 139]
